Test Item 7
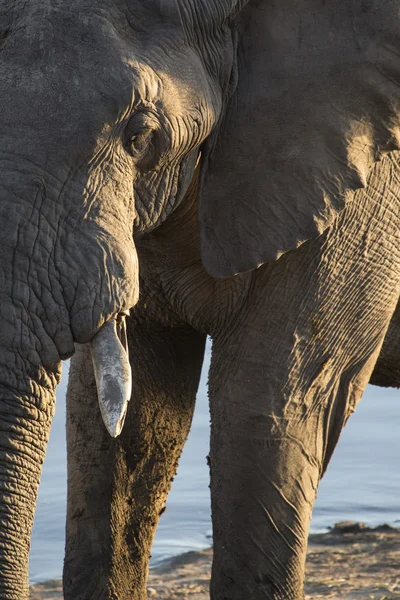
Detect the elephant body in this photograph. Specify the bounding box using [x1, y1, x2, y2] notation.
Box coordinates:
[66, 153, 400, 599]
[0, 0, 399, 599]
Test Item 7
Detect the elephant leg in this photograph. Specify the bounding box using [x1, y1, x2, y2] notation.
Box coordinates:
[63, 313, 206, 600]
[370, 296, 400, 387]
[209, 153, 400, 600]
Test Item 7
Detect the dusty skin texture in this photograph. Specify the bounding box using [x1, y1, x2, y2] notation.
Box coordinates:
[1, 1, 400, 598]
[30, 524, 400, 599]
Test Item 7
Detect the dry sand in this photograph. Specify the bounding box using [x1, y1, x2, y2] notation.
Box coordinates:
[30, 523, 400, 599]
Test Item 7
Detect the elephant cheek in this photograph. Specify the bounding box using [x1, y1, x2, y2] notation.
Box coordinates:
[89, 313, 132, 438]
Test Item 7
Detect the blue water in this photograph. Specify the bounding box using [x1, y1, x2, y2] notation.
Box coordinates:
[30, 343, 400, 584]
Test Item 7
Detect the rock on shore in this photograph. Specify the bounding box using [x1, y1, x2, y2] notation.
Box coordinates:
[30, 523, 400, 599]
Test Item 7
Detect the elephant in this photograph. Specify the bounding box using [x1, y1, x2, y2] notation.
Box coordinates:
[0, 0, 400, 599]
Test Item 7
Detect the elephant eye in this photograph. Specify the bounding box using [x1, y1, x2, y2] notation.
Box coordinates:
[123, 112, 160, 172]
[127, 129, 153, 157]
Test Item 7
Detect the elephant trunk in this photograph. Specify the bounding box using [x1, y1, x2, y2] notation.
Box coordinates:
[0, 163, 138, 432]
[0, 166, 136, 594]
[0, 355, 59, 600]
[0, 175, 66, 597]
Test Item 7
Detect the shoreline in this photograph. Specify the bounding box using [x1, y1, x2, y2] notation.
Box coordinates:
[30, 522, 400, 599]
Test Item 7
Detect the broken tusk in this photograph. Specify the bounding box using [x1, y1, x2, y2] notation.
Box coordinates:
[90, 314, 132, 438]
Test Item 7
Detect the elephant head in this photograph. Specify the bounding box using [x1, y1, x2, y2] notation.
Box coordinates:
[0, 0, 240, 594]
[0, 0, 399, 597]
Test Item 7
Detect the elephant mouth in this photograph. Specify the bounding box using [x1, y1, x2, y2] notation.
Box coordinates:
[90, 312, 132, 438]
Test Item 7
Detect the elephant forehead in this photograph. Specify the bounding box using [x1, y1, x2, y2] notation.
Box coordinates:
[2, 9, 133, 91]
[0, 9, 142, 160]
[0, 3, 211, 131]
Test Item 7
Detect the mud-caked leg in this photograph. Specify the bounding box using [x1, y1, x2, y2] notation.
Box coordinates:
[63, 313, 206, 600]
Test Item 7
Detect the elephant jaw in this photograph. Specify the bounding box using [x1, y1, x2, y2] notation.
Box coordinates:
[89, 313, 132, 438]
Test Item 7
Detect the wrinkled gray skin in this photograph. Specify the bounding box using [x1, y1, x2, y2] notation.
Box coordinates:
[0, 0, 399, 599]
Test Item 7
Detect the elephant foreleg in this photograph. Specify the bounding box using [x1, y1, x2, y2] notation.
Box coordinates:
[209, 152, 400, 600]
[63, 313, 206, 600]
[370, 296, 400, 387]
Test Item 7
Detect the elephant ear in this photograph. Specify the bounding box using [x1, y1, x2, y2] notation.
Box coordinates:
[199, 0, 400, 277]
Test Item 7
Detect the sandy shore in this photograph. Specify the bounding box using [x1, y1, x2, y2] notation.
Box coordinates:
[30, 523, 400, 599]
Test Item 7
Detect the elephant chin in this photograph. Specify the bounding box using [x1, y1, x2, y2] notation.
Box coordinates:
[89, 313, 132, 438]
